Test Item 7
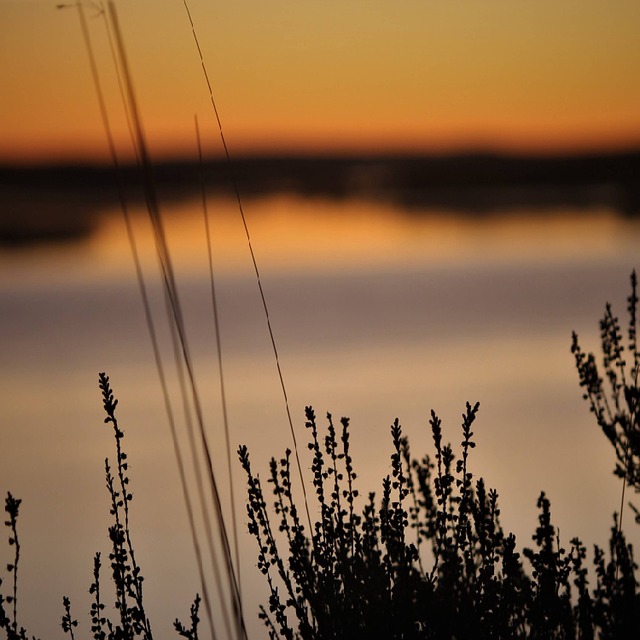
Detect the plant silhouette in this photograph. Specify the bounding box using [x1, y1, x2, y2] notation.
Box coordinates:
[0, 374, 200, 640]
[572, 270, 640, 517]
[239, 402, 639, 638]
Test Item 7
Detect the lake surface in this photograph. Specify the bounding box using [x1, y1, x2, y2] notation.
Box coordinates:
[1, 193, 639, 639]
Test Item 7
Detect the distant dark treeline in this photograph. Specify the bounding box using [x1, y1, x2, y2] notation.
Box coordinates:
[1, 150, 639, 245]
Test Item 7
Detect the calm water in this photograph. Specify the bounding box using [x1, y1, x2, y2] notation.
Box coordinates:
[1, 194, 639, 638]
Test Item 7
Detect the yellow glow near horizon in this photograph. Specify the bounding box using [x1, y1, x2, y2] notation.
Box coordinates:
[1, 0, 640, 163]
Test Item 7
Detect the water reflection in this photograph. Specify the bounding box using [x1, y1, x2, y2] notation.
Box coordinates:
[1, 191, 635, 284]
[0, 191, 639, 639]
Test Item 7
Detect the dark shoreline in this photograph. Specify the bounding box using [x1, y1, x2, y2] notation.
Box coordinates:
[1, 150, 639, 245]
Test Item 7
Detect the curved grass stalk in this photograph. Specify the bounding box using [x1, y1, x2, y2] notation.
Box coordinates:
[103, 4, 246, 638]
[70, 2, 240, 637]
[181, 0, 313, 539]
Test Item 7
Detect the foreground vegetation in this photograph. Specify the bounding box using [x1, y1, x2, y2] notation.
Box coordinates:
[2, 273, 640, 639]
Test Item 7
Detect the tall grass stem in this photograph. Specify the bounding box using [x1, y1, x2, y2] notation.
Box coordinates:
[195, 114, 243, 600]
[105, 2, 246, 636]
[181, 0, 313, 536]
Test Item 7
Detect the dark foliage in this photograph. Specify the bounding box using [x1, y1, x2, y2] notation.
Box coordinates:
[572, 270, 640, 508]
[0, 494, 33, 640]
[0, 374, 199, 640]
[240, 394, 640, 636]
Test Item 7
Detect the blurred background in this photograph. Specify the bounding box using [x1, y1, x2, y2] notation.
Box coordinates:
[1, 1, 640, 638]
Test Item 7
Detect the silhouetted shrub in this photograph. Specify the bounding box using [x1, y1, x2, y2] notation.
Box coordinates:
[0, 374, 199, 640]
[572, 270, 640, 515]
[240, 402, 639, 639]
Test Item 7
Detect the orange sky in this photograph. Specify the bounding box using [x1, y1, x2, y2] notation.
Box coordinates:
[1, 0, 640, 164]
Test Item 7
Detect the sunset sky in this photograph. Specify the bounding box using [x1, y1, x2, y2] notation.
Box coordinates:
[1, 0, 640, 163]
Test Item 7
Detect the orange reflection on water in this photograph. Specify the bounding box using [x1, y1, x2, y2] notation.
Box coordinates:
[91, 194, 631, 280]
